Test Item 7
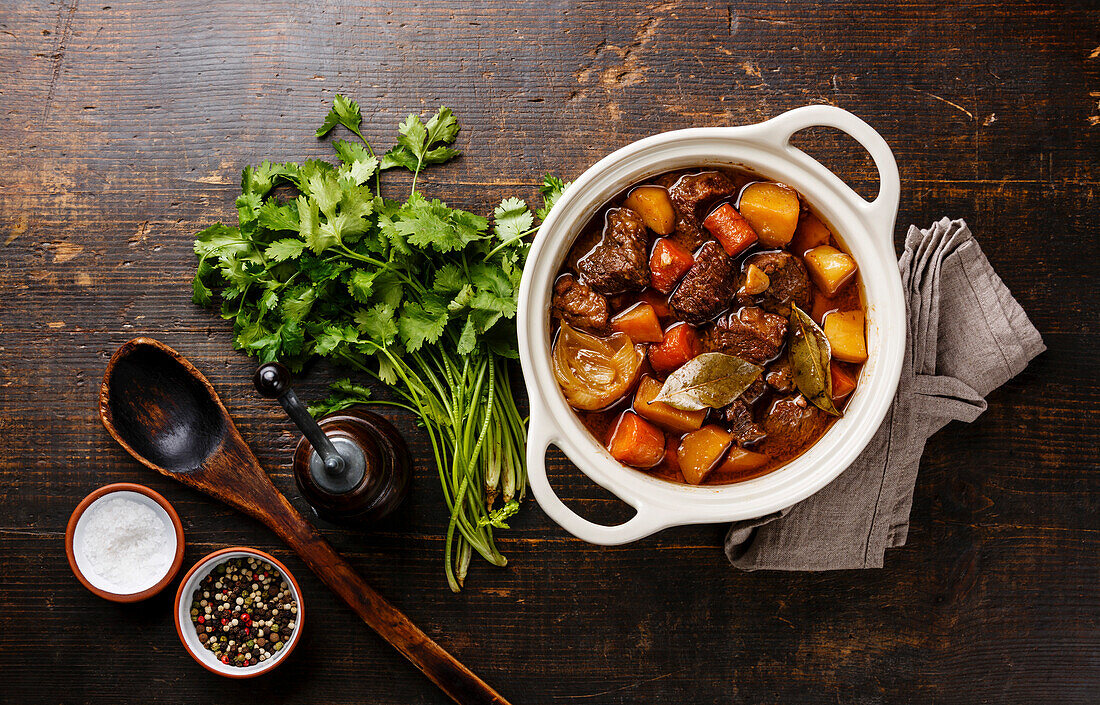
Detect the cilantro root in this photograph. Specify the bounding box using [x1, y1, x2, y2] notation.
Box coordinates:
[193, 95, 569, 591]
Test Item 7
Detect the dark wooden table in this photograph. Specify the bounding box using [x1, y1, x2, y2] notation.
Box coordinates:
[2, 1, 1097, 702]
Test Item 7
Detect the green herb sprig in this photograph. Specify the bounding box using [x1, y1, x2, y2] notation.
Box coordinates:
[193, 95, 568, 590]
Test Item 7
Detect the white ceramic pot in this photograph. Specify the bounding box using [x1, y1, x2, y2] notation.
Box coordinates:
[517, 105, 904, 545]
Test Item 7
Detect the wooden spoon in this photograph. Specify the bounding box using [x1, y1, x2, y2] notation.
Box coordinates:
[99, 337, 509, 704]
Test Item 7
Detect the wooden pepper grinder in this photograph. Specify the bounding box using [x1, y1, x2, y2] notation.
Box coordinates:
[254, 362, 411, 525]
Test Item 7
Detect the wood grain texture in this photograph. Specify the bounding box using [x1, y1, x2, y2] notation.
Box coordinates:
[1, 0, 1097, 703]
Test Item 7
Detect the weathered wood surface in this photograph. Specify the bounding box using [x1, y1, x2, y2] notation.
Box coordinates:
[1, 1, 1097, 703]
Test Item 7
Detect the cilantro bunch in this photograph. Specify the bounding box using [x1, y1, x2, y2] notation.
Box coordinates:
[192, 96, 567, 590]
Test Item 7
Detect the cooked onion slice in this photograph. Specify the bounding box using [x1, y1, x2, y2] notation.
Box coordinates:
[552, 322, 644, 411]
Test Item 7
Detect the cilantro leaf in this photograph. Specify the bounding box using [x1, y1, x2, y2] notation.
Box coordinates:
[536, 174, 572, 221]
[308, 377, 373, 417]
[333, 139, 371, 166]
[379, 145, 419, 172]
[398, 296, 449, 352]
[354, 303, 399, 345]
[347, 270, 376, 303]
[397, 199, 487, 254]
[316, 94, 363, 138]
[432, 263, 465, 293]
[265, 238, 306, 262]
[493, 197, 534, 243]
[281, 286, 316, 321]
[192, 273, 212, 306]
[457, 316, 478, 355]
[379, 107, 462, 172]
[396, 113, 429, 163]
[425, 107, 460, 146]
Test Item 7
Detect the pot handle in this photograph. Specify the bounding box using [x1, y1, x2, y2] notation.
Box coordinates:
[525, 408, 670, 546]
[759, 105, 900, 245]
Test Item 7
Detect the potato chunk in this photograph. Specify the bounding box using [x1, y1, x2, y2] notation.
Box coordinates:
[623, 186, 676, 236]
[633, 375, 707, 433]
[677, 425, 733, 484]
[737, 182, 800, 248]
[716, 447, 771, 476]
[804, 245, 858, 296]
[739, 264, 770, 296]
[823, 310, 868, 363]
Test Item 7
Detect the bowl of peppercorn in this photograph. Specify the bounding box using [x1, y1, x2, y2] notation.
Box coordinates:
[174, 547, 304, 677]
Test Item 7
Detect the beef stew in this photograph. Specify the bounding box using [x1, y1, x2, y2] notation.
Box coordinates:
[550, 168, 867, 486]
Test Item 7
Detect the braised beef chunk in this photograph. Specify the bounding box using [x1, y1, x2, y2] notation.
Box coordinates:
[761, 395, 828, 458]
[702, 306, 788, 364]
[551, 274, 609, 334]
[576, 207, 650, 294]
[765, 356, 795, 393]
[668, 241, 739, 324]
[723, 399, 767, 446]
[740, 376, 768, 404]
[658, 171, 738, 249]
[565, 227, 601, 273]
[742, 250, 812, 314]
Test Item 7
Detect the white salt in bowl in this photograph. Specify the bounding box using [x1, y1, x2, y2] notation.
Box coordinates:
[65, 482, 185, 602]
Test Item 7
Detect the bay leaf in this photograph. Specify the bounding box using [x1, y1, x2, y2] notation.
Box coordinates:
[788, 304, 842, 417]
[654, 352, 763, 411]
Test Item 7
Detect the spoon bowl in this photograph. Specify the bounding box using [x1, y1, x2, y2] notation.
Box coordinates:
[104, 341, 227, 473]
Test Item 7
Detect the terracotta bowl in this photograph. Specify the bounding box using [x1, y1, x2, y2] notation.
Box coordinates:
[65, 482, 186, 602]
[174, 547, 305, 678]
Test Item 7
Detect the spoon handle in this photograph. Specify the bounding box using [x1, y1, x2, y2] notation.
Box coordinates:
[262, 491, 510, 705]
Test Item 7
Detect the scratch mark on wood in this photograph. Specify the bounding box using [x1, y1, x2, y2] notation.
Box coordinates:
[129, 220, 149, 247]
[42, 0, 79, 125]
[0, 527, 64, 538]
[4, 215, 28, 246]
[558, 672, 675, 699]
[906, 86, 974, 120]
[49, 242, 84, 262]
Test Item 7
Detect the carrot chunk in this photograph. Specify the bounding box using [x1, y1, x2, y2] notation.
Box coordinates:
[649, 238, 695, 294]
[662, 435, 682, 474]
[639, 290, 673, 321]
[831, 361, 857, 400]
[703, 203, 758, 257]
[607, 411, 665, 468]
[611, 302, 664, 343]
[647, 323, 701, 375]
[633, 375, 707, 433]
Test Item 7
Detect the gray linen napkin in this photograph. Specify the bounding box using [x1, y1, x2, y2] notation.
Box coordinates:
[725, 218, 1045, 570]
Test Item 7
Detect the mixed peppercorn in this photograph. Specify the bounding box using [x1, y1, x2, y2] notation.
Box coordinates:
[189, 556, 298, 667]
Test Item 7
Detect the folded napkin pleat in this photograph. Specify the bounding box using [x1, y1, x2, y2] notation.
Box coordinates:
[725, 218, 1044, 571]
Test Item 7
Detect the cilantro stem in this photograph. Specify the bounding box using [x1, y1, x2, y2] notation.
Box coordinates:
[483, 225, 538, 260]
